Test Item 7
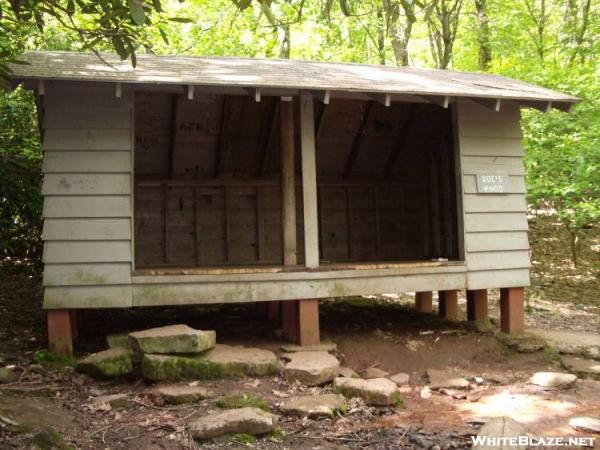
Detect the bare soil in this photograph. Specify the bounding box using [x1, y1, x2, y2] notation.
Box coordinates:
[0, 218, 599, 449]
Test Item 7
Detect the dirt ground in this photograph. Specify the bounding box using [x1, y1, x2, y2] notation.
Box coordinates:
[0, 218, 599, 449]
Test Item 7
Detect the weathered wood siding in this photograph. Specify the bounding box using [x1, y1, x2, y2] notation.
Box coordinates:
[42, 83, 133, 308]
[457, 100, 531, 289]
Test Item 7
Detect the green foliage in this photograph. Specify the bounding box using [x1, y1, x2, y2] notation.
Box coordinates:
[216, 393, 270, 411]
[231, 433, 258, 444]
[32, 349, 76, 367]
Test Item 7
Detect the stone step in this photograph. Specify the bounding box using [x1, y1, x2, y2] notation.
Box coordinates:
[282, 351, 340, 386]
[129, 324, 215, 355]
[281, 394, 346, 418]
[149, 384, 214, 404]
[76, 348, 133, 378]
[560, 356, 600, 380]
[189, 407, 277, 440]
[333, 377, 401, 406]
[529, 371, 577, 388]
[141, 344, 279, 381]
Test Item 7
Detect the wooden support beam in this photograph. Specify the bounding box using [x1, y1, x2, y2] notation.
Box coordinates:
[47, 309, 73, 356]
[168, 94, 179, 178]
[280, 98, 297, 266]
[298, 299, 320, 346]
[368, 92, 391, 107]
[224, 186, 231, 262]
[467, 289, 488, 321]
[419, 95, 450, 108]
[115, 82, 122, 98]
[299, 91, 320, 268]
[471, 97, 501, 112]
[382, 105, 416, 179]
[163, 183, 169, 263]
[268, 301, 281, 321]
[438, 290, 459, 320]
[187, 85, 194, 100]
[500, 287, 525, 333]
[194, 186, 200, 265]
[38, 80, 45, 96]
[259, 100, 279, 178]
[315, 102, 328, 144]
[343, 101, 375, 179]
[415, 291, 433, 313]
[245, 87, 261, 102]
[256, 186, 264, 261]
[281, 300, 298, 341]
[214, 96, 230, 178]
[310, 90, 330, 105]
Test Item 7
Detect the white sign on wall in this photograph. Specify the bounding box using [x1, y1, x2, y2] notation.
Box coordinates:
[476, 173, 510, 194]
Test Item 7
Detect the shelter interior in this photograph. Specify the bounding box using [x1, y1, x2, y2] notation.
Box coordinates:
[133, 92, 460, 269]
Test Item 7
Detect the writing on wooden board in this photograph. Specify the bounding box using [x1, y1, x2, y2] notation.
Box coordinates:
[476, 173, 510, 194]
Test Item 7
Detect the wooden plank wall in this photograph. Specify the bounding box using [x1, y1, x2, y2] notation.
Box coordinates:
[457, 100, 531, 289]
[41, 83, 133, 308]
[134, 93, 458, 268]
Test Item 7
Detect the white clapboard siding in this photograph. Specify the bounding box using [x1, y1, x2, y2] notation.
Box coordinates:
[43, 151, 131, 173]
[42, 173, 131, 196]
[44, 286, 133, 309]
[42, 83, 133, 307]
[43, 241, 132, 263]
[458, 99, 531, 287]
[44, 107, 132, 129]
[44, 263, 132, 286]
[43, 128, 132, 151]
[43, 196, 131, 218]
[43, 219, 131, 240]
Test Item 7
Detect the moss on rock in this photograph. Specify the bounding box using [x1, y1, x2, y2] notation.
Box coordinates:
[76, 348, 133, 379]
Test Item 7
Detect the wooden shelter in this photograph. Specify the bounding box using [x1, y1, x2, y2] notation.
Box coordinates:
[10, 51, 578, 355]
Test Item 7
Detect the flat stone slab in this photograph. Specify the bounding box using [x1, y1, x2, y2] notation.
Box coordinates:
[142, 344, 279, 381]
[472, 417, 529, 450]
[339, 367, 359, 378]
[569, 417, 600, 433]
[150, 384, 214, 404]
[0, 367, 18, 383]
[427, 369, 470, 390]
[530, 328, 600, 360]
[106, 333, 133, 351]
[280, 341, 337, 353]
[560, 356, 600, 380]
[189, 407, 277, 439]
[364, 367, 389, 379]
[529, 371, 577, 388]
[129, 324, 215, 354]
[390, 372, 410, 385]
[333, 377, 401, 406]
[283, 351, 339, 386]
[76, 348, 133, 378]
[281, 394, 346, 418]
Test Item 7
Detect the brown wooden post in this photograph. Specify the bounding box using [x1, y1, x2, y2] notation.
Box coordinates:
[500, 287, 525, 333]
[298, 299, 320, 346]
[281, 300, 298, 341]
[438, 290, 459, 320]
[47, 309, 74, 356]
[280, 98, 297, 266]
[268, 301, 281, 321]
[415, 291, 433, 313]
[467, 289, 488, 321]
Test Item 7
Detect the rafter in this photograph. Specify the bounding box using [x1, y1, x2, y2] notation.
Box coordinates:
[343, 101, 375, 180]
[382, 104, 417, 180]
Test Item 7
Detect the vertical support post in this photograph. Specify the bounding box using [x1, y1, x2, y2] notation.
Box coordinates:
[500, 287, 525, 333]
[438, 290, 459, 320]
[467, 289, 488, 321]
[47, 309, 73, 356]
[281, 300, 298, 341]
[298, 299, 320, 346]
[268, 301, 281, 321]
[299, 91, 320, 268]
[280, 98, 297, 266]
[415, 291, 433, 313]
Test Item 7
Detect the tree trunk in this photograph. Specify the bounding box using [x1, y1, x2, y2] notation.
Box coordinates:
[474, 0, 492, 70]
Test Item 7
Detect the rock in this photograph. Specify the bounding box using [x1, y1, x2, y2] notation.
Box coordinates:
[142, 344, 279, 381]
[281, 394, 346, 418]
[150, 384, 214, 404]
[92, 394, 130, 408]
[339, 367, 359, 378]
[76, 348, 133, 378]
[390, 372, 410, 385]
[427, 369, 470, 390]
[129, 324, 215, 354]
[32, 427, 70, 450]
[472, 417, 528, 450]
[333, 377, 401, 406]
[529, 372, 577, 388]
[189, 407, 277, 440]
[498, 332, 545, 353]
[280, 341, 337, 353]
[530, 328, 600, 361]
[283, 351, 339, 386]
[560, 356, 600, 380]
[0, 367, 18, 383]
[569, 417, 600, 433]
[364, 367, 389, 379]
[439, 388, 467, 400]
[106, 333, 133, 351]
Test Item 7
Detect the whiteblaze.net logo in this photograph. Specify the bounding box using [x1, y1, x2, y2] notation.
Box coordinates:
[471, 435, 597, 447]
